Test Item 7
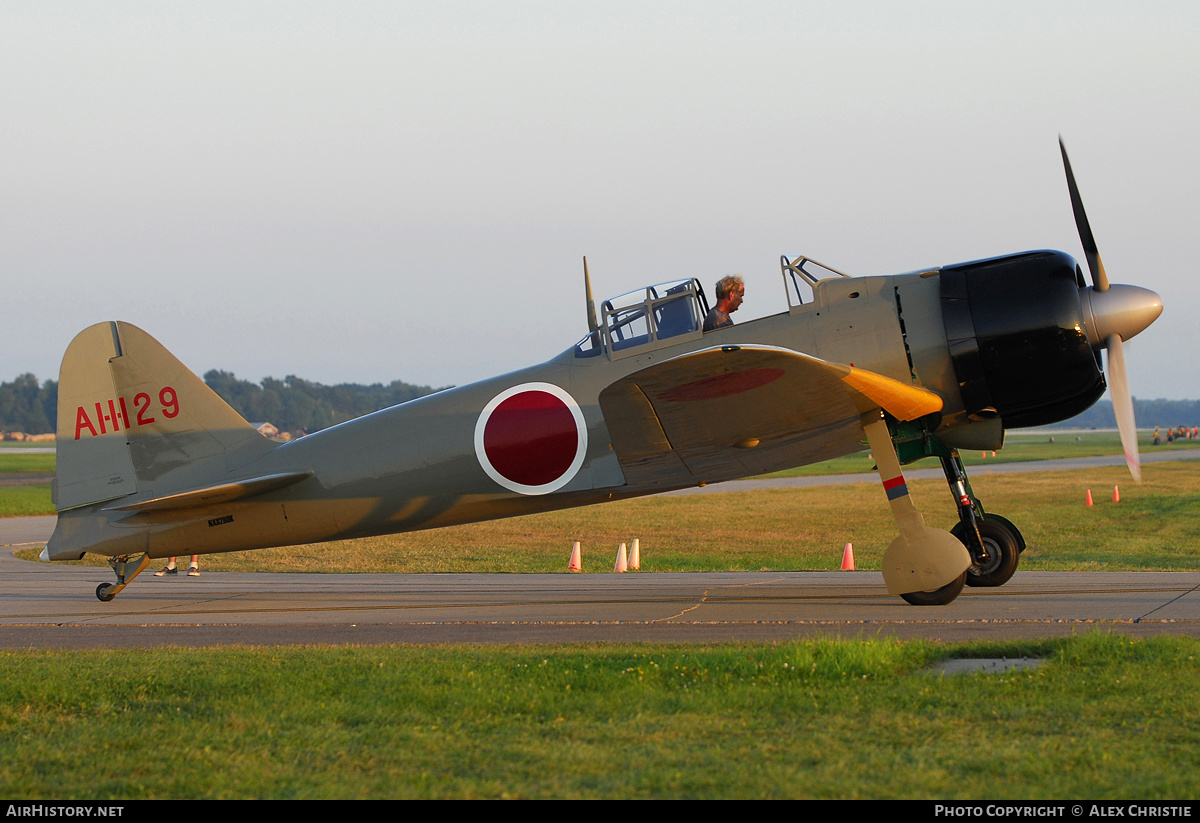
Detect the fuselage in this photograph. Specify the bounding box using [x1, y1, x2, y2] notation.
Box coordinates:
[48, 250, 1111, 561]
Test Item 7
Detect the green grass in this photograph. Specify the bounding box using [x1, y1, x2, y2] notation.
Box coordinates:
[764, 430, 1200, 477]
[1, 634, 1196, 798]
[6, 438, 1199, 799]
[0, 452, 54, 474]
[0, 449, 54, 517]
[0, 485, 52, 518]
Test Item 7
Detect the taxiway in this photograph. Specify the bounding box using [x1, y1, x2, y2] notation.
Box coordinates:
[4, 451, 1198, 649]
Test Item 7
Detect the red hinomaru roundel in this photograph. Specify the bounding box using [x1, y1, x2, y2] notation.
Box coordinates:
[474, 382, 588, 495]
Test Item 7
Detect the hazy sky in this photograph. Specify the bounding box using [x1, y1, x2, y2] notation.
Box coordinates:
[4, 1, 1197, 403]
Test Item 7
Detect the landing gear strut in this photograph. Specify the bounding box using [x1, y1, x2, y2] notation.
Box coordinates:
[937, 450, 1024, 588]
[862, 412, 972, 605]
[95, 553, 151, 602]
[867, 412, 1027, 605]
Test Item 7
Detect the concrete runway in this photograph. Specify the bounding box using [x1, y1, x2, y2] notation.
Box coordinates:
[4, 522, 1200, 649]
[4, 450, 1198, 649]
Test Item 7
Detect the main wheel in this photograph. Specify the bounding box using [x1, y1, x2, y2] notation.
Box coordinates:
[900, 571, 966, 606]
[96, 583, 115, 602]
[954, 519, 1020, 588]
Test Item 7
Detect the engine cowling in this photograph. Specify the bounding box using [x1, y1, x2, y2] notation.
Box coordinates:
[940, 250, 1106, 428]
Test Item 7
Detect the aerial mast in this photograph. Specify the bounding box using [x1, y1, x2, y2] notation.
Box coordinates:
[583, 256, 599, 333]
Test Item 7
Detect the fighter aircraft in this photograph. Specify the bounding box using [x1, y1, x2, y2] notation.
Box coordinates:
[43, 141, 1162, 605]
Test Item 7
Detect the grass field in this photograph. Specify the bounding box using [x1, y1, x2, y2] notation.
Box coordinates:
[2, 634, 1197, 799]
[0, 451, 54, 474]
[4, 439, 1200, 799]
[764, 430, 1199, 476]
[3, 430, 1198, 521]
[9, 431, 1200, 515]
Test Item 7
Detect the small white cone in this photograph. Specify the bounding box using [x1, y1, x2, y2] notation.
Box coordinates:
[840, 542, 855, 571]
[629, 538, 640, 571]
[613, 543, 628, 573]
[568, 541, 582, 573]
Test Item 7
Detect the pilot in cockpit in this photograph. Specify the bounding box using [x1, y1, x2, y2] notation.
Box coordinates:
[703, 275, 745, 331]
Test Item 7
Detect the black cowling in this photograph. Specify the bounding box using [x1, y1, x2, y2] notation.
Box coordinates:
[940, 250, 1106, 428]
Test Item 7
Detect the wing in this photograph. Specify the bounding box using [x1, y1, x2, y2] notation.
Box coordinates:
[597, 344, 943, 488]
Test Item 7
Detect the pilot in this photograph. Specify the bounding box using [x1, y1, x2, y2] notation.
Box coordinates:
[703, 275, 745, 331]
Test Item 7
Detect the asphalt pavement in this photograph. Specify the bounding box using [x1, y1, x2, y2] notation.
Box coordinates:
[3, 449, 1197, 648]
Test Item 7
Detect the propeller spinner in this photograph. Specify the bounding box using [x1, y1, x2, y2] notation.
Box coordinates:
[1060, 138, 1163, 481]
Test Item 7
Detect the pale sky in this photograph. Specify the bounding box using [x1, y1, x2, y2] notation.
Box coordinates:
[3, 1, 1197, 402]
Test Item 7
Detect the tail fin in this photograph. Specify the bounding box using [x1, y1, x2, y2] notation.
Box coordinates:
[55, 321, 276, 511]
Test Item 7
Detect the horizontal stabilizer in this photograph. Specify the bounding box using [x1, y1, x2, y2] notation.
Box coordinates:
[104, 470, 313, 513]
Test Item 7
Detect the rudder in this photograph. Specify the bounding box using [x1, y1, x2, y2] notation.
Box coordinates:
[55, 321, 276, 511]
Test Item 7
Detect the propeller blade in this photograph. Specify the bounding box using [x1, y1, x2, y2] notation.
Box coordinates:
[1106, 333, 1141, 483]
[1060, 138, 1110, 292]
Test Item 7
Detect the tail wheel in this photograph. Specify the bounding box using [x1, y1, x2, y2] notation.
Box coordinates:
[954, 519, 1020, 588]
[900, 571, 967, 606]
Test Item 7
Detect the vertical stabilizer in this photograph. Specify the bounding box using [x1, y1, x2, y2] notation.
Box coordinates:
[55, 323, 138, 509]
[55, 321, 277, 511]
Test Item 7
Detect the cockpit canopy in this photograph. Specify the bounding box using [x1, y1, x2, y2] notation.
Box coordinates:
[575, 278, 711, 359]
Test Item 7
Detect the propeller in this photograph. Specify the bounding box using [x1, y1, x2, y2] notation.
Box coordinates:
[1060, 138, 1162, 482]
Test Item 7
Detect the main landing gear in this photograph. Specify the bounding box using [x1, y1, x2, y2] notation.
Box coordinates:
[863, 412, 1025, 606]
[95, 553, 151, 602]
[938, 450, 1025, 588]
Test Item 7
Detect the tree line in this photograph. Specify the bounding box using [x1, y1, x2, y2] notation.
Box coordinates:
[1, 372, 445, 436]
[1060, 398, 1200, 430]
[0, 375, 57, 435]
[200, 371, 446, 435]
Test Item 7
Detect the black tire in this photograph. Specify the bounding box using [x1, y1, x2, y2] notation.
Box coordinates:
[954, 519, 1020, 588]
[900, 571, 966, 606]
[982, 513, 1026, 553]
[96, 583, 115, 602]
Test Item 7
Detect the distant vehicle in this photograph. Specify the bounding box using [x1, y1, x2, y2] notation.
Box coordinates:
[45, 141, 1161, 605]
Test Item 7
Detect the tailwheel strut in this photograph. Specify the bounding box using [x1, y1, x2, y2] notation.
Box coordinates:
[938, 450, 1023, 588]
[96, 553, 151, 602]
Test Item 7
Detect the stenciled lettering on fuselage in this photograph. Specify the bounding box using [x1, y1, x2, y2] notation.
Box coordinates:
[73, 387, 179, 440]
[474, 382, 588, 495]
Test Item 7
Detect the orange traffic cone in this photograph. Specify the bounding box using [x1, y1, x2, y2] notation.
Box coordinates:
[1086, 489, 1094, 506]
[629, 538, 641, 571]
[840, 542, 855, 571]
[981, 451, 987, 458]
[568, 541, 582, 573]
[1113, 485, 1120, 503]
[614, 543, 628, 573]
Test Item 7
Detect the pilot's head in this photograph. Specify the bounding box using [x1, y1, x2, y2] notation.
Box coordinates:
[715, 275, 745, 312]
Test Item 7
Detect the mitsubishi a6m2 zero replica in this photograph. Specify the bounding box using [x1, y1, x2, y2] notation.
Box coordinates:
[44, 142, 1162, 605]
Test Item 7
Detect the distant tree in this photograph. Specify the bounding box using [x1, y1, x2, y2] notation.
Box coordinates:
[203, 370, 444, 435]
[1054, 399, 1200, 429]
[0, 374, 57, 433]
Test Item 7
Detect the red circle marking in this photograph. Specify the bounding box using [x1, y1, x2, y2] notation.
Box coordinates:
[483, 390, 580, 487]
[657, 368, 785, 402]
